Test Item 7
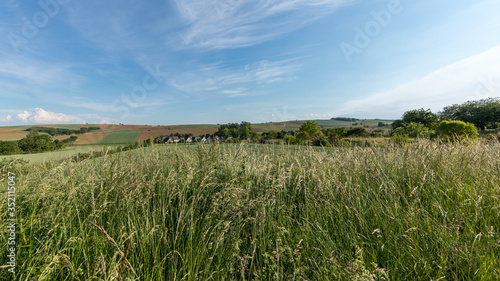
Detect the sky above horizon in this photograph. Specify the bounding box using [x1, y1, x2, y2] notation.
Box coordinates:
[1, 0, 500, 126]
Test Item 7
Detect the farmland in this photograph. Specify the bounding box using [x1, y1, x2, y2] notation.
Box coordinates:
[0, 146, 106, 164]
[93, 129, 140, 145]
[1, 141, 499, 280]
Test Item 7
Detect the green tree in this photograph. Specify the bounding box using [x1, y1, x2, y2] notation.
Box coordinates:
[392, 122, 430, 138]
[391, 119, 405, 130]
[0, 141, 21, 155]
[28, 127, 39, 137]
[402, 108, 438, 129]
[313, 132, 331, 147]
[436, 120, 478, 142]
[230, 128, 239, 138]
[250, 132, 260, 142]
[220, 128, 230, 138]
[439, 98, 500, 131]
[322, 127, 348, 142]
[296, 131, 310, 144]
[299, 121, 320, 136]
[263, 130, 278, 140]
[283, 134, 297, 145]
[18, 135, 56, 153]
[239, 126, 251, 139]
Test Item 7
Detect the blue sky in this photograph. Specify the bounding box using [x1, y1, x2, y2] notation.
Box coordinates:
[1, 0, 500, 125]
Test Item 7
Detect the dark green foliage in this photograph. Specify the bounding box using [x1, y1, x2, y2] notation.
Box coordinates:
[295, 131, 310, 143]
[250, 132, 260, 142]
[0, 141, 21, 155]
[331, 117, 359, 122]
[26, 126, 100, 136]
[312, 132, 331, 147]
[61, 135, 78, 144]
[346, 126, 371, 137]
[391, 119, 405, 129]
[262, 130, 278, 140]
[439, 98, 500, 131]
[392, 122, 430, 138]
[217, 122, 253, 138]
[402, 108, 438, 129]
[322, 127, 348, 142]
[18, 134, 56, 153]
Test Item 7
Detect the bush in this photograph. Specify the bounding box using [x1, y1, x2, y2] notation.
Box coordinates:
[227, 138, 241, 143]
[391, 134, 410, 145]
[436, 120, 478, 142]
[283, 134, 297, 145]
[347, 127, 371, 137]
[332, 139, 350, 147]
[312, 133, 331, 147]
[18, 134, 56, 153]
[392, 122, 430, 139]
[0, 141, 21, 155]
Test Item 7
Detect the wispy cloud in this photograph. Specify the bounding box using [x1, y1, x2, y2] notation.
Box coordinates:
[168, 58, 301, 95]
[332, 45, 500, 118]
[174, 0, 352, 49]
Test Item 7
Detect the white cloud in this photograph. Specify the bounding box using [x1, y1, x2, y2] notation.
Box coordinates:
[332, 45, 500, 118]
[16, 110, 31, 122]
[0, 114, 12, 122]
[15, 108, 85, 124]
[174, 0, 352, 49]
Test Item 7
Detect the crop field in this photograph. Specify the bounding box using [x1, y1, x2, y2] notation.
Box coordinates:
[0, 127, 28, 140]
[1, 141, 499, 280]
[0, 146, 107, 164]
[93, 129, 140, 145]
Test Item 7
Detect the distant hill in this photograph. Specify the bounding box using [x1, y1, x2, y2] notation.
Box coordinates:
[0, 119, 394, 144]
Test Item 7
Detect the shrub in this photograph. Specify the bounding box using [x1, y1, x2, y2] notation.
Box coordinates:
[347, 127, 371, 137]
[283, 134, 297, 145]
[0, 141, 21, 155]
[332, 139, 350, 147]
[436, 120, 478, 142]
[391, 134, 410, 145]
[312, 133, 331, 147]
[392, 122, 430, 138]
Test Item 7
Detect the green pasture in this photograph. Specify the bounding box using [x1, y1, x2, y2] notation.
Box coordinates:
[94, 129, 140, 145]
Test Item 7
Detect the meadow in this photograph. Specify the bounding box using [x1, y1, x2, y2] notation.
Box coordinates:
[0, 141, 499, 280]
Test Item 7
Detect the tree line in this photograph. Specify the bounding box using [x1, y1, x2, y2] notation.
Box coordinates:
[25, 126, 101, 136]
[0, 128, 78, 155]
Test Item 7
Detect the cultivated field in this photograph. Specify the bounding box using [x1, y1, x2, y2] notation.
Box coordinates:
[93, 129, 140, 145]
[1, 141, 499, 280]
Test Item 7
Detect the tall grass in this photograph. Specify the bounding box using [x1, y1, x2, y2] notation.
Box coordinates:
[1, 141, 499, 280]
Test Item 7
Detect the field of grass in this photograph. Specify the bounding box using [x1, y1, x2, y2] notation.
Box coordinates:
[93, 129, 140, 145]
[1, 141, 499, 280]
[0, 146, 108, 164]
